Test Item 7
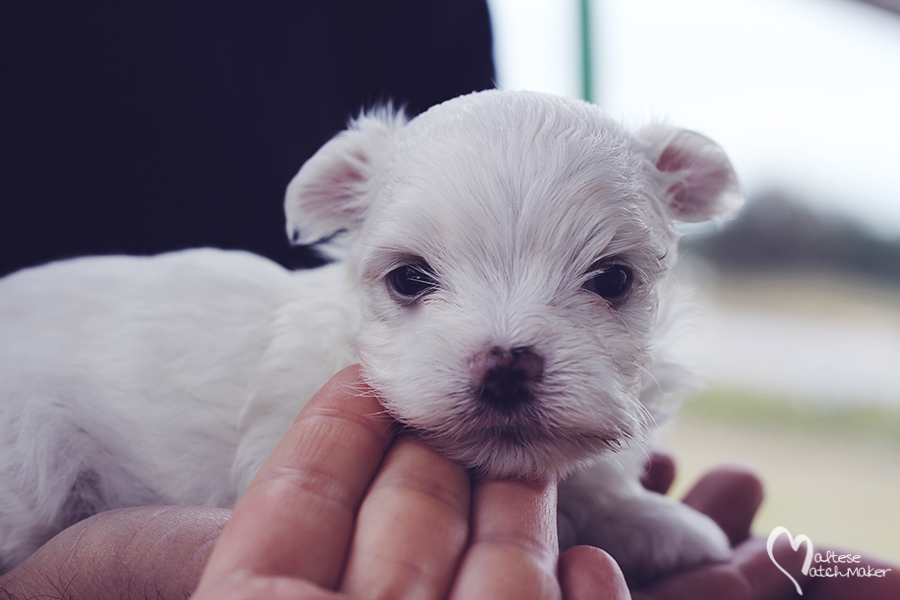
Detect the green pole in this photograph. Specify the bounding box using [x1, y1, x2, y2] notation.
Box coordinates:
[580, 0, 593, 103]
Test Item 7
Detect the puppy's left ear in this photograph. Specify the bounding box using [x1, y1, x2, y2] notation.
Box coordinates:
[640, 126, 743, 223]
[284, 107, 407, 246]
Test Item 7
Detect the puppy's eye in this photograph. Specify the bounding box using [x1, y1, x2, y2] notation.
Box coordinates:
[582, 265, 633, 304]
[387, 263, 438, 299]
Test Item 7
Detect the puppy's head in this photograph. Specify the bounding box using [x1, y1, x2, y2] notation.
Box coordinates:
[286, 90, 741, 478]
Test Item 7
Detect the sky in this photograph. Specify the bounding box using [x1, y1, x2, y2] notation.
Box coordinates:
[487, 0, 900, 237]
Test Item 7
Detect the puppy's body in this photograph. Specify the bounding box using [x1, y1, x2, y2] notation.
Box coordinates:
[0, 90, 740, 583]
[0, 251, 356, 563]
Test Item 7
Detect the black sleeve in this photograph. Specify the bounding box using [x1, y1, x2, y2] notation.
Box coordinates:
[0, 1, 495, 275]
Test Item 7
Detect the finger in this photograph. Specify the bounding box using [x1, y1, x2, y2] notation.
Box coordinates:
[629, 563, 751, 600]
[640, 452, 676, 495]
[448, 476, 560, 600]
[339, 436, 471, 599]
[192, 571, 345, 600]
[559, 545, 630, 600]
[681, 466, 764, 546]
[803, 552, 900, 600]
[197, 365, 395, 591]
[730, 536, 807, 600]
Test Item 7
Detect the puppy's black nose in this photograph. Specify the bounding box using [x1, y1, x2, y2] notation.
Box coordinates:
[471, 345, 544, 411]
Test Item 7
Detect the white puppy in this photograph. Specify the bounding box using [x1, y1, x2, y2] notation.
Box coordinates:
[0, 90, 741, 583]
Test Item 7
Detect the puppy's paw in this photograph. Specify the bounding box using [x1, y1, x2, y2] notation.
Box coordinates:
[573, 491, 730, 587]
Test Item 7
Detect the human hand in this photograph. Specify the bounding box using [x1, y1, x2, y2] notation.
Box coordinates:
[633, 456, 900, 599]
[190, 364, 628, 600]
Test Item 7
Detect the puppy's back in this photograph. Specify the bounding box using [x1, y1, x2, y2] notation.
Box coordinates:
[0, 249, 303, 569]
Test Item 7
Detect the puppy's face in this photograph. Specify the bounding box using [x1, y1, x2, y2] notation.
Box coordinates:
[286, 91, 740, 478]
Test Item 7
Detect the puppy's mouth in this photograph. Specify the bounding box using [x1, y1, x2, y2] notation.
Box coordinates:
[400, 402, 549, 446]
[467, 406, 549, 442]
[461, 413, 624, 452]
[401, 401, 628, 479]
[380, 346, 637, 477]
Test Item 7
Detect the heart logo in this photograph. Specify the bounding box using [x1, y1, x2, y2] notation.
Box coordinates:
[767, 526, 813, 596]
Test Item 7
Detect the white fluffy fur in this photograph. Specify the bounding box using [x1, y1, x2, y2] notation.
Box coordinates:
[0, 90, 741, 583]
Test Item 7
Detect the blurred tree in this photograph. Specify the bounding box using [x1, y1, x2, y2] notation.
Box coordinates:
[684, 191, 900, 285]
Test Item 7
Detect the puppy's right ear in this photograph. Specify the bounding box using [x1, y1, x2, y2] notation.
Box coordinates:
[284, 107, 407, 246]
[639, 125, 743, 224]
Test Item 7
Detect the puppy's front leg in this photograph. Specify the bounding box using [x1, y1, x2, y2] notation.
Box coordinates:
[557, 447, 730, 586]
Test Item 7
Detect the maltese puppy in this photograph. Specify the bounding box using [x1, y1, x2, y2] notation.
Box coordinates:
[0, 90, 741, 583]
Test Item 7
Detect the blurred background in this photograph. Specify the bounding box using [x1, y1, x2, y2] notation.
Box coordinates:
[486, 0, 900, 560]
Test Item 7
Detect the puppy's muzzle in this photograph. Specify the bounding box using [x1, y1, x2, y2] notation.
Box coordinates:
[471, 345, 544, 411]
